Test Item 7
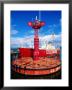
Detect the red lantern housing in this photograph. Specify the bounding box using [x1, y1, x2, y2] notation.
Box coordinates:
[40, 22, 45, 26]
[28, 22, 32, 26]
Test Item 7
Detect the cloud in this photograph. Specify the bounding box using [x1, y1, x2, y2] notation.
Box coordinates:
[48, 22, 61, 30]
[11, 35, 34, 48]
[48, 24, 58, 28]
[11, 30, 18, 35]
[11, 33, 61, 49]
[39, 34, 61, 48]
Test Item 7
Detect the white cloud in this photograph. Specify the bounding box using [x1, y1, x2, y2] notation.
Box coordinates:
[39, 34, 61, 48]
[48, 24, 58, 29]
[11, 36, 34, 48]
[11, 30, 18, 35]
[11, 33, 61, 49]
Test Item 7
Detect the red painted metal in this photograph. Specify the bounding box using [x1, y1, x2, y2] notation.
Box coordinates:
[12, 57, 61, 75]
[11, 17, 61, 76]
[12, 65, 61, 75]
[28, 19, 45, 60]
[28, 20, 45, 60]
[28, 22, 32, 26]
[19, 48, 33, 57]
[34, 29, 39, 60]
[19, 48, 60, 58]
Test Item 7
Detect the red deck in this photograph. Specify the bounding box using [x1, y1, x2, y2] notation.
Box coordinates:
[12, 57, 61, 75]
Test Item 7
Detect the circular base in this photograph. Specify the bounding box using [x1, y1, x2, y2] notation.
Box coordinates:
[12, 57, 61, 75]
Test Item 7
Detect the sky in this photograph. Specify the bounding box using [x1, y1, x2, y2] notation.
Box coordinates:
[11, 11, 61, 49]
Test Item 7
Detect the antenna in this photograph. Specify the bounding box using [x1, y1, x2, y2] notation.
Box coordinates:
[36, 16, 38, 20]
[39, 11, 41, 21]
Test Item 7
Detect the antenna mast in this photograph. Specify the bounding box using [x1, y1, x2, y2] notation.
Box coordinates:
[39, 11, 41, 21]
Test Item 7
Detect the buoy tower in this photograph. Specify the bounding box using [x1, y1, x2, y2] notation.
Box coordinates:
[28, 16, 45, 60]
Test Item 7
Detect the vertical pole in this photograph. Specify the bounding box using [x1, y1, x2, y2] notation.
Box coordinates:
[34, 29, 39, 60]
[39, 11, 41, 21]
